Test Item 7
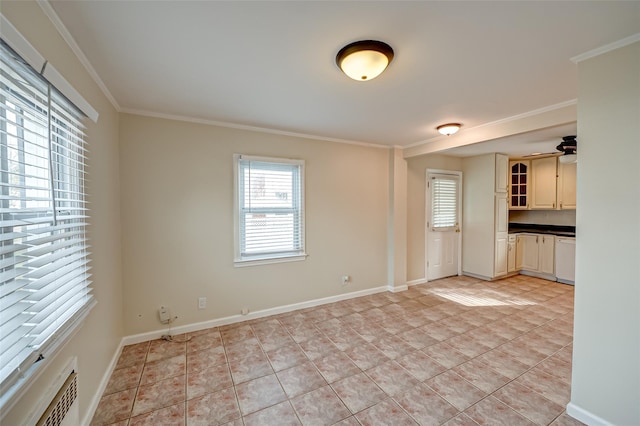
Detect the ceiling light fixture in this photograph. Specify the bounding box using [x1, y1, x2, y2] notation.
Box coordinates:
[557, 135, 577, 164]
[336, 40, 394, 81]
[437, 123, 462, 136]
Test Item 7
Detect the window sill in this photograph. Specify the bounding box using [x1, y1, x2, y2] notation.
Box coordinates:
[234, 253, 308, 268]
[0, 299, 96, 418]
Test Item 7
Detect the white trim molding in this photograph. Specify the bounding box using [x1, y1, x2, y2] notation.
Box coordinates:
[566, 402, 612, 426]
[406, 278, 428, 287]
[121, 285, 389, 346]
[387, 284, 408, 293]
[36, 0, 121, 112]
[571, 33, 640, 64]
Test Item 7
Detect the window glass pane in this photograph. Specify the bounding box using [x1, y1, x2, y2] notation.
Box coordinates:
[431, 175, 458, 229]
[0, 40, 92, 393]
[237, 157, 304, 262]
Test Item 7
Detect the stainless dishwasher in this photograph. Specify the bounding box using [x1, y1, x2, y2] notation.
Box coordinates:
[555, 236, 576, 284]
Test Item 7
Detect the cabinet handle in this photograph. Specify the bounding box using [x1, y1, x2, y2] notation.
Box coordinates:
[553, 203, 555, 208]
[536, 236, 539, 243]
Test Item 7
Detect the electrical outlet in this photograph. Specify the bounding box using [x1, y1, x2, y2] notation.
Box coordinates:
[198, 297, 207, 310]
[241, 307, 249, 315]
[159, 306, 171, 323]
[341, 275, 351, 286]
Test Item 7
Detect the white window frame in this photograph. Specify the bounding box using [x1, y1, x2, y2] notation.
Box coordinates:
[0, 34, 95, 415]
[429, 173, 460, 232]
[233, 154, 307, 267]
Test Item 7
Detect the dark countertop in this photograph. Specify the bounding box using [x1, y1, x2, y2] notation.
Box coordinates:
[508, 223, 576, 237]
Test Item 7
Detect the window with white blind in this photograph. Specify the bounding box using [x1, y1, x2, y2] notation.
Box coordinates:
[234, 155, 306, 266]
[430, 174, 459, 231]
[0, 40, 94, 401]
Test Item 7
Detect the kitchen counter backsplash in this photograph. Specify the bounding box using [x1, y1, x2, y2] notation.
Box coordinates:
[508, 223, 576, 237]
[508, 209, 576, 226]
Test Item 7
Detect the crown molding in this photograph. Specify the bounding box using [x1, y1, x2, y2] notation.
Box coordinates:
[571, 33, 640, 64]
[37, 0, 121, 112]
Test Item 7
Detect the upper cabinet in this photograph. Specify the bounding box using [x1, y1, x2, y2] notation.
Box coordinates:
[509, 160, 530, 209]
[509, 156, 576, 210]
[495, 154, 509, 193]
[531, 156, 557, 209]
[557, 161, 577, 210]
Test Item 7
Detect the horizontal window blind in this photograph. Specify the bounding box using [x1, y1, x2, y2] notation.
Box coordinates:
[237, 157, 304, 261]
[0, 40, 93, 394]
[431, 175, 459, 230]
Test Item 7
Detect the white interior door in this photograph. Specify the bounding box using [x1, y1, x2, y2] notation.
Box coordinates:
[426, 172, 461, 281]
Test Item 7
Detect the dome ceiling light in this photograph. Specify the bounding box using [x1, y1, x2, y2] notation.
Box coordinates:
[336, 40, 394, 81]
[436, 123, 462, 136]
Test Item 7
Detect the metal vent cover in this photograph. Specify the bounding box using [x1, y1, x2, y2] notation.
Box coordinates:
[36, 372, 77, 426]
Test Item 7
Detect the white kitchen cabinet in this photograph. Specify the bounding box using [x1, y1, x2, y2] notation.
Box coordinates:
[509, 160, 530, 209]
[557, 161, 577, 210]
[495, 234, 508, 277]
[507, 235, 517, 273]
[531, 156, 557, 209]
[539, 234, 555, 275]
[494, 193, 509, 277]
[495, 154, 509, 193]
[515, 233, 555, 276]
[462, 153, 510, 280]
[517, 234, 539, 271]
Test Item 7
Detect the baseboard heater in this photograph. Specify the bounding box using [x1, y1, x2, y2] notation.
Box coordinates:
[36, 372, 78, 426]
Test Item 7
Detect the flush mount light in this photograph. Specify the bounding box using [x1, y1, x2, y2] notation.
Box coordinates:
[437, 123, 461, 136]
[336, 40, 394, 81]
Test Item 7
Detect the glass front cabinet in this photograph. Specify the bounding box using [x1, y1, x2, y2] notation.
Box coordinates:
[509, 160, 530, 209]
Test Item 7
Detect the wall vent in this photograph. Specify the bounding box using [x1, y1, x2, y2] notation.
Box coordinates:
[36, 372, 78, 426]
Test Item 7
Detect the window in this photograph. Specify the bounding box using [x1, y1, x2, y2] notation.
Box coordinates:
[0, 40, 93, 401]
[234, 155, 305, 265]
[430, 174, 459, 231]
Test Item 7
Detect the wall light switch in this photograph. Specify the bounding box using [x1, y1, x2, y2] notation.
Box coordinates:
[198, 297, 207, 310]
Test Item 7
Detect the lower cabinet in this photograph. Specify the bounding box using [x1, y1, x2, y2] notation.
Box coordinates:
[507, 235, 517, 273]
[495, 234, 508, 277]
[515, 233, 555, 276]
[539, 235, 555, 275]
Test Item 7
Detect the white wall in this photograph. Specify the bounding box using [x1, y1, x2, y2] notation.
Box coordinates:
[406, 154, 463, 282]
[569, 41, 640, 425]
[509, 209, 576, 226]
[2, 3, 123, 425]
[119, 114, 390, 335]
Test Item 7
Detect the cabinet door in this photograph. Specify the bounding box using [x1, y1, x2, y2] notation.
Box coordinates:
[539, 235, 555, 275]
[507, 238, 516, 273]
[557, 162, 577, 209]
[509, 160, 530, 209]
[495, 234, 508, 277]
[518, 234, 539, 271]
[495, 154, 509, 193]
[495, 194, 508, 233]
[531, 157, 557, 209]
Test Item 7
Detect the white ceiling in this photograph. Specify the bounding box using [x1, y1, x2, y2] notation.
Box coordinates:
[48, 1, 639, 155]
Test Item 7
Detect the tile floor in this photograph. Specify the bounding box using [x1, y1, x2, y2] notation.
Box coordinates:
[91, 274, 586, 426]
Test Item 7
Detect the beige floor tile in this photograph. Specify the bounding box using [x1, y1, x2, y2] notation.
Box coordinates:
[291, 385, 351, 425]
[235, 374, 287, 416]
[91, 276, 577, 426]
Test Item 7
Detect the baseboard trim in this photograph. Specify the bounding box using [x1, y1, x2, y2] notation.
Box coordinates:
[388, 284, 408, 293]
[406, 278, 427, 287]
[462, 271, 493, 281]
[82, 339, 125, 426]
[566, 402, 611, 426]
[121, 285, 389, 346]
[519, 270, 557, 282]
